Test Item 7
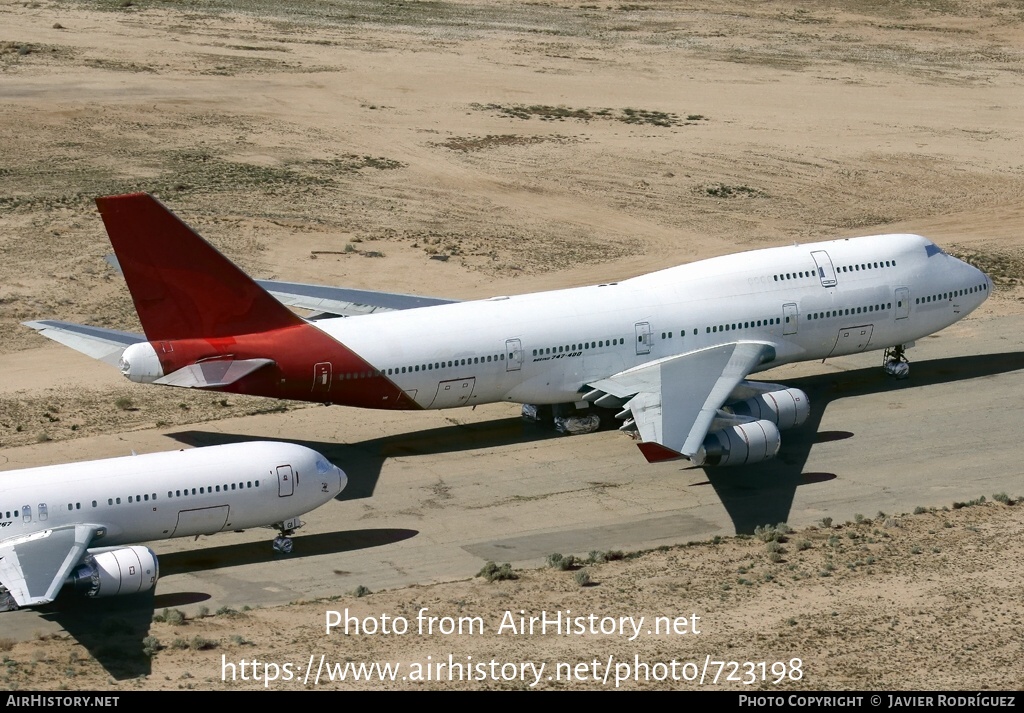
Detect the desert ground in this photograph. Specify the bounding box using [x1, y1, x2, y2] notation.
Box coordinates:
[0, 0, 1023, 691]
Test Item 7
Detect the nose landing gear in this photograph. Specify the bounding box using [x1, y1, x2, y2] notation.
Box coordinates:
[272, 535, 293, 554]
[272, 516, 301, 554]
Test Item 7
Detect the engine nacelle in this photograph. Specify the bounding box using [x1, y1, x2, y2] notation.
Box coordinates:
[69, 546, 159, 598]
[730, 387, 810, 430]
[692, 420, 781, 467]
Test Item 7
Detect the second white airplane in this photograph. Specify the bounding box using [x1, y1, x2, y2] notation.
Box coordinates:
[0, 441, 346, 611]
[27, 193, 992, 466]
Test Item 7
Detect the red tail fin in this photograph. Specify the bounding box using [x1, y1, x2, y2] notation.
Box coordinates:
[96, 193, 304, 341]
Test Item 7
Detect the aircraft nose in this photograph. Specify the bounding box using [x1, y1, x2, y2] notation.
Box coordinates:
[972, 261, 993, 296]
[335, 465, 348, 496]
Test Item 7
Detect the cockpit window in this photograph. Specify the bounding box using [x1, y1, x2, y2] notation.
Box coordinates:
[316, 458, 333, 475]
[924, 243, 946, 257]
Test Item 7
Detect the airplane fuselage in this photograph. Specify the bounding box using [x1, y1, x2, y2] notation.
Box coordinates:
[286, 233, 990, 409]
[0, 442, 345, 545]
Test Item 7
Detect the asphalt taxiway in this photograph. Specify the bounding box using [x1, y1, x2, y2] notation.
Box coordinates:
[2, 311, 1022, 640]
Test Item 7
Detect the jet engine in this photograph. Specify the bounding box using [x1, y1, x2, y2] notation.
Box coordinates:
[69, 546, 159, 598]
[729, 385, 810, 430]
[692, 419, 781, 467]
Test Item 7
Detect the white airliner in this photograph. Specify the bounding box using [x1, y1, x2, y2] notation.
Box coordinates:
[26, 193, 992, 466]
[0, 441, 345, 610]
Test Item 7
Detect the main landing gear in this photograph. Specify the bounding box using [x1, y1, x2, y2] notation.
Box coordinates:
[883, 345, 910, 379]
[522, 403, 602, 435]
[0, 587, 16, 612]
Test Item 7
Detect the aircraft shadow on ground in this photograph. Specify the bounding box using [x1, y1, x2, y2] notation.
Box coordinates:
[156, 527, 417, 576]
[170, 416, 560, 500]
[172, 352, 1024, 537]
[697, 350, 1024, 534]
[39, 591, 158, 680]
[34, 528, 416, 680]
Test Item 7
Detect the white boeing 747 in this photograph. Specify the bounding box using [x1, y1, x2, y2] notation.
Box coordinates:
[26, 193, 992, 466]
[0, 442, 345, 610]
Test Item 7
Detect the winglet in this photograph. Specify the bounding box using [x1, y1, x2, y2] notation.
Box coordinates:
[636, 442, 683, 463]
[95, 193, 304, 341]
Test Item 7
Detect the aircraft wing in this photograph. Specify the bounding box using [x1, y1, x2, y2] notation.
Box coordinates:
[105, 253, 459, 317]
[0, 524, 100, 608]
[22, 320, 145, 365]
[587, 342, 775, 462]
[254, 280, 459, 317]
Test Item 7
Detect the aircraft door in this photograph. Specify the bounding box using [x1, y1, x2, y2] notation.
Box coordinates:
[38, 504, 47, 522]
[277, 465, 294, 497]
[21, 506, 30, 523]
[783, 304, 799, 335]
[505, 339, 523, 372]
[895, 287, 910, 319]
[811, 251, 838, 288]
[635, 322, 653, 355]
[312, 362, 332, 393]
[828, 324, 875, 356]
[429, 377, 476, 408]
[171, 506, 230, 537]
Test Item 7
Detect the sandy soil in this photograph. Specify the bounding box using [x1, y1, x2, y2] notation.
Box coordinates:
[1, 499, 1021, 690]
[1, 0, 1023, 690]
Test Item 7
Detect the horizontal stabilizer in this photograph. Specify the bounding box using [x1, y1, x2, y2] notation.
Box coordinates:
[23, 320, 144, 366]
[154, 358, 275, 388]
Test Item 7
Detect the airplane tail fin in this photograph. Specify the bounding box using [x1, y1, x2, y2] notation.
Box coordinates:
[95, 193, 304, 341]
